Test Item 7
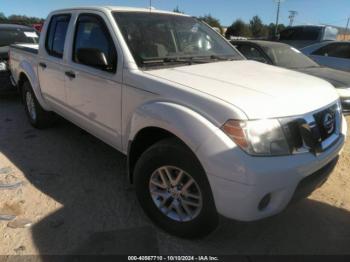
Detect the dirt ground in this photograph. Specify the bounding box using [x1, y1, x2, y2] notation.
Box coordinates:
[0, 93, 350, 257]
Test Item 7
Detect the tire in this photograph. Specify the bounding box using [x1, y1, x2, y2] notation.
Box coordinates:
[134, 138, 219, 238]
[22, 81, 55, 129]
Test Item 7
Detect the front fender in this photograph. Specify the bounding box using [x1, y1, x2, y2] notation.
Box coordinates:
[127, 101, 221, 154]
[19, 61, 51, 111]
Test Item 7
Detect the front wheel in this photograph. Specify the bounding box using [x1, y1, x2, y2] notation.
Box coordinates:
[134, 138, 219, 238]
[23, 81, 55, 129]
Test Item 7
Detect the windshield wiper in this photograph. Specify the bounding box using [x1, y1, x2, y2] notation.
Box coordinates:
[141, 55, 238, 67]
[141, 57, 209, 66]
[207, 55, 238, 61]
[141, 57, 191, 64]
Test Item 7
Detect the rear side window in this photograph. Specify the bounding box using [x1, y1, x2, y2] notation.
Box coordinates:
[45, 14, 71, 58]
[72, 14, 117, 72]
[313, 43, 350, 59]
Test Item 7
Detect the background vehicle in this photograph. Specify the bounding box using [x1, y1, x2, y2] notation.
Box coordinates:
[9, 6, 347, 238]
[0, 24, 38, 91]
[32, 23, 44, 33]
[278, 25, 338, 49]
[232, 40, 350, 113]
[301, 41, 350, 72]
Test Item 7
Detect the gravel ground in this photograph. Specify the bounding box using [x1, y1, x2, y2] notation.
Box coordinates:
[0, 93, 349, 257]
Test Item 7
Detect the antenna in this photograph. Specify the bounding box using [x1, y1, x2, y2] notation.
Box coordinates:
[288, 10, 298, 26]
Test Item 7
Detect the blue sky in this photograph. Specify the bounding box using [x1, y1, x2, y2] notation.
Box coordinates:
[1, 0, 349, 27]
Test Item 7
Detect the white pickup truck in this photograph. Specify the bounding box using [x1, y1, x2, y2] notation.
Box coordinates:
[9, 6, 347, 238]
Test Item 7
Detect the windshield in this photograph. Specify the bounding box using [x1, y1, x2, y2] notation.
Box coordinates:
[113, 12, 242, 68]
[263, 45, 319, 69]
[0, 28, 39, 47]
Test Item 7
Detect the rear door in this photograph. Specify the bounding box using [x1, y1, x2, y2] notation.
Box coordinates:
[309, 42, 350, 72]
[64, 11, 123, 150]
[38, 14, 71, 110]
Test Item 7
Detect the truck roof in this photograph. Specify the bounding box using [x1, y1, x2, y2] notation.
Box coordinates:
[52, 6, 189, 17]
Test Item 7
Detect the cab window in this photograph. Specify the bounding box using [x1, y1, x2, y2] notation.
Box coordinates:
[72, 14, 117, 72]
[45, 14, 71, 58]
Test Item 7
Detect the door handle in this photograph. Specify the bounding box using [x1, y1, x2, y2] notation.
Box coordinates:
[39, 62, 47, 69]
[65, 71, 76, 79]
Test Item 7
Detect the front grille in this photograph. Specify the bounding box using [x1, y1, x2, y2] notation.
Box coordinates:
[280, 103, 342, 155]
[313, 104, 338, 140]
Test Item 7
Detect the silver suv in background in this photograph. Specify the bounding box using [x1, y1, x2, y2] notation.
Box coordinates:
[301, 41, 350, 73]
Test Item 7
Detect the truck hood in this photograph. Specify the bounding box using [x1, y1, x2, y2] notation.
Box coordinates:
[145, 60, 339, 119]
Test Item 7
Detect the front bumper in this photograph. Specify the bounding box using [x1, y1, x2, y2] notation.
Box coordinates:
[196, 116, 347, 221]
[290, 155, 338, 203]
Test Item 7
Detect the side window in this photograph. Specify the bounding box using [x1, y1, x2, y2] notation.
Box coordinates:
[312, 44, 333, 56]
[236, 45, 268, 63]
[73, 14, 117, 72]
[313, 43, 350, 59]
[45, 14, 71, 58]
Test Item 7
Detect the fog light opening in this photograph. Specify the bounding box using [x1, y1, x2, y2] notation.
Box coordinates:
[258, 193, 271, 211]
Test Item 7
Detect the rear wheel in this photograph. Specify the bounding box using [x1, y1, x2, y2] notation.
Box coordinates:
[134, 138, 218, 238]
[23, 81, 55, 129]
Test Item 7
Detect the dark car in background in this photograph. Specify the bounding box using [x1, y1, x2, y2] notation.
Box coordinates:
[231, 40, 350, 113]
[278, 25, 338, 49]
[0, 24, 38, 91]
[301, 41, 350, 72]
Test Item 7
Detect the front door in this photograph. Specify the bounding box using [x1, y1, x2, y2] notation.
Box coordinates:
[64, 12, 123, 149]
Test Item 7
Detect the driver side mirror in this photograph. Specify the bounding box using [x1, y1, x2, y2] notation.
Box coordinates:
[76, 48, 112, 71]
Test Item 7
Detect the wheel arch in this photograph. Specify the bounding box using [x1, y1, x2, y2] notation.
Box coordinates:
[127, 127, 182, 183]
[17, 62, 51, 111]
[126, 101, 221, 183]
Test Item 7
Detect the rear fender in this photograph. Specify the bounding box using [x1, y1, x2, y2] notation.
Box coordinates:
[18, 61, 51, 111]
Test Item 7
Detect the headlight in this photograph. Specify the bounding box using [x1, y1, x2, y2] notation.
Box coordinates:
[222, 119, 290, 156]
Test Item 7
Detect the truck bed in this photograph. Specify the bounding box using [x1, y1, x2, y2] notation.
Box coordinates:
[9, 44, 39, 87]
[10, 43, 39, 54]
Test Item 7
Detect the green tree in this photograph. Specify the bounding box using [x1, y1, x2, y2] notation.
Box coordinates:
[225, 19, 251, 38]
[267, 23, 286, 39]
[198, 14, 223, 34]
[0, 12, 6, 19]
[0, 12, 7, 23]
[249, 15, 268, 38]
[7, 14, 44, 25]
